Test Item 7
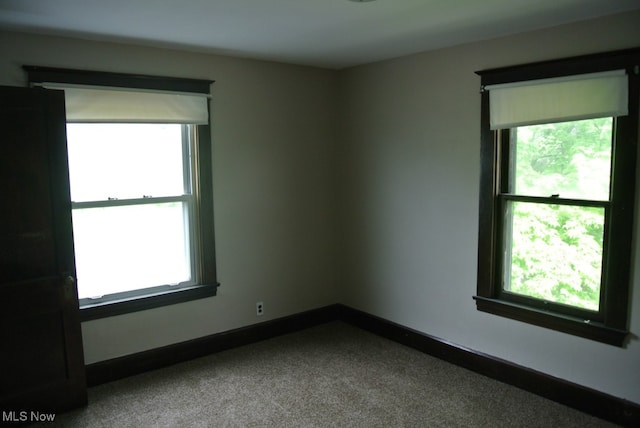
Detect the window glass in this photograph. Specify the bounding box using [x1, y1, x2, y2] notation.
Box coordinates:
[503, 201, 604, 311]
[72, 202, 192, 299]
[66, 124, 186, 202]
[502, 117, 612, 312]
[511, 118, 612, 200]
[67, 123, 196, 301]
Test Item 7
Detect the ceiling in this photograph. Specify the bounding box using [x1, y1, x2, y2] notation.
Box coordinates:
[1, 0, 639, 69]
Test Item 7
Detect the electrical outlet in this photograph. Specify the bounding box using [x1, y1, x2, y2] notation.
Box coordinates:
[256, 301, 264, 316]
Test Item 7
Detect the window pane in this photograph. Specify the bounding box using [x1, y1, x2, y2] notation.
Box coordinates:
[511, 118, 612, 200]
[73, 202, 192, 299]
[504, 201, 604, 311]
[66, 124, 185, 202]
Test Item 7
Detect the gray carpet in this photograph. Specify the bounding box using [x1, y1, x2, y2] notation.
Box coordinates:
[45, 322, 617, 427]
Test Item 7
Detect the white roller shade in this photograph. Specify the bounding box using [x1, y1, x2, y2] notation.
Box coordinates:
[486, 70, 628, 130]
[41, 83, 210, 124]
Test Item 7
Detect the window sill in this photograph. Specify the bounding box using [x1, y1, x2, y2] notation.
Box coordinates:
[80, 283, 219, 321]
[473, 296, 628, 347]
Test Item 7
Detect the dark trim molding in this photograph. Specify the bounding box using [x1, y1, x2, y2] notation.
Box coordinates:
[23, 65, 213, 93]
[473, 296, 628, 347]
[338, 305, 640, 428]
[80, 283, 218, 322]
[85, 304, 639, 427]
[476, 47, 640, 86]
[86, 305, 339, 386]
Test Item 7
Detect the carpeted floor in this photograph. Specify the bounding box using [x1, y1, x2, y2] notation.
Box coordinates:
[44, 322, 617, 427]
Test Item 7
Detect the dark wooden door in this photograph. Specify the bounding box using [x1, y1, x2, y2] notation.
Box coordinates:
[0, 86, 87, 414]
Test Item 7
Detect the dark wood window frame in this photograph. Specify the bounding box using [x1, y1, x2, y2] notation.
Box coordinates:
[474, 48, 640, 347]
[24, 66, 219, 321]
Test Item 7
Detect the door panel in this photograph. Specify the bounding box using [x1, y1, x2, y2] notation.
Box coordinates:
[0, 94, 56, 281]
[0, 86, 87, 413]
[1, 279, 68, 396]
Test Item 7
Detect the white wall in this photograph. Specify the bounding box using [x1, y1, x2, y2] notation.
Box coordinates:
[0, 31, 340, 364]
[338, 11, 640, 404]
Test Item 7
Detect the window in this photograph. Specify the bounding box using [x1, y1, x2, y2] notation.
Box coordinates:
[25, 66, 219, 320]
[474, 49, 640, 346]
[502, 118, 611, 312]
[67, 123, 196, 299]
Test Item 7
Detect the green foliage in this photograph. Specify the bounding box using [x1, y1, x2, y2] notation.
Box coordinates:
[513, 118, 612, 200]
[505, 118, 612, 311]
[508, 203, 603, 310]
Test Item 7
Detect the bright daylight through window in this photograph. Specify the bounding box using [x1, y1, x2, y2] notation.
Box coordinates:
[502, 118, 611, 311]
[67, 123, 196, 299]
[474, 49, 640, 346]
